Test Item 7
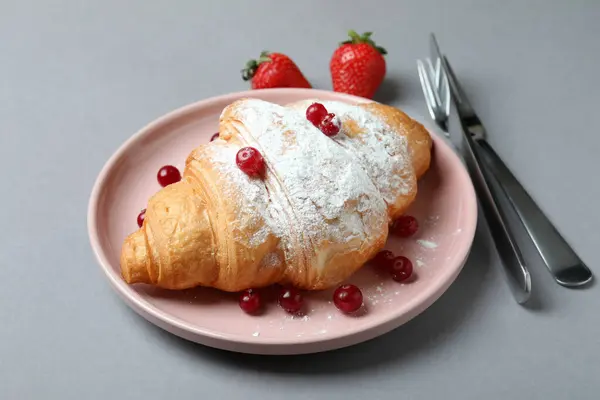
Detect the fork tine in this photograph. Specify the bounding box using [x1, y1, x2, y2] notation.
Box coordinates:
[417, 59, 439, 123]
[432, 57, 443, 91]
[441, 72, 451, 117]
[428, 33, 452, 121]
[424, 57, 444, 110]
[432, 58, 451, 118]
[424, 55, 451, 120]
[418, 59, 449, 134]
[432, 57, 450, 116]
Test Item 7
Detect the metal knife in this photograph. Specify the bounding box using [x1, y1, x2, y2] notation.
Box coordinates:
[441, 54, 592, 288]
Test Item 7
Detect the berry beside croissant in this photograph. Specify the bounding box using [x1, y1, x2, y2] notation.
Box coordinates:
[120, 98, 432, 292]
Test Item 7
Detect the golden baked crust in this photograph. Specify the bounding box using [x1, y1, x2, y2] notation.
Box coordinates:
[120, 99, 432, 291]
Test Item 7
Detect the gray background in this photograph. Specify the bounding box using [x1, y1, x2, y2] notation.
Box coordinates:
[1, 0, 599, 398]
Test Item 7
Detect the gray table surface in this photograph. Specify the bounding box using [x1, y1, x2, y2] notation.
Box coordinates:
[2, 0, 599, 398]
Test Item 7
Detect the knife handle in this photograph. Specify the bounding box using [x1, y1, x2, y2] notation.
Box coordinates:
[476, 139, 593, 287]
[458, 126, 532, 303]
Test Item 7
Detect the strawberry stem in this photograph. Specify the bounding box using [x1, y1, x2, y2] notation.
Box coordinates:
[241, 51, 272, 81]
[340, 30, 387, 55]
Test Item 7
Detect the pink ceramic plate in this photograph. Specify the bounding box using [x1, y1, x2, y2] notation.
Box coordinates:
[88, 88, 477, 355]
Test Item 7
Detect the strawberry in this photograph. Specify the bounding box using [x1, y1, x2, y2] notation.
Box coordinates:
[330, 30, 387, 99]
[241, 51, 311, 89]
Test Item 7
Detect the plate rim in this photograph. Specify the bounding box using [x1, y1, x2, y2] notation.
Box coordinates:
[87, 88, 478, 354]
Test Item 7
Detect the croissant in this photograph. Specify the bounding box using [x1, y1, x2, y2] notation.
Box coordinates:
[120, 98, 432, 292]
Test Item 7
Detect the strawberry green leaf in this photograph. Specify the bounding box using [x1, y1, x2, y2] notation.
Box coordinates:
[376, 46, 387, 55]
[340, 30, 388, 55]
[241, 52, 271, 81]
[348, 30, 361, 42]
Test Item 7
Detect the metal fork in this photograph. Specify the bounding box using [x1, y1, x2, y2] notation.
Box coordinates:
[417, 58, 450, 135]
[419, 33, 593, 288]
[418, 55, 531, 304]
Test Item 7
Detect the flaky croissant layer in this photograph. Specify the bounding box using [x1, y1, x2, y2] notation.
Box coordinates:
[121, 99, 432, 292]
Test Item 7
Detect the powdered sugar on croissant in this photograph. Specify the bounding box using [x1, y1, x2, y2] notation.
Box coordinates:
[120, 98, 432, 291]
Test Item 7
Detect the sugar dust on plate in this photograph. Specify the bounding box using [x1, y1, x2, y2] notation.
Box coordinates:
[416, 239, 438, 249]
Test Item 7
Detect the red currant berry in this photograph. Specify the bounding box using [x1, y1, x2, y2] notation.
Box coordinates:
[391, 215, 419, 237]
[157, 165, 181, 187]
[210, 132, 219, 141]
[278, 286, 303, 313]
[306, 102, 328, 126]
[390, 256, 413, 282]
[319, 113, 341, 136]
[371, 250, 396, 271]
[236, 146, 265, 177]
[333, 284, 363, 313]
[239, 289, 262, 314]
[137, 209, 146, 228]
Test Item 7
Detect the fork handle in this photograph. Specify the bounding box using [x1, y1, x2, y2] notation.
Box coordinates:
[476, 139, 593, 287]
[458, 128, 531, 303]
